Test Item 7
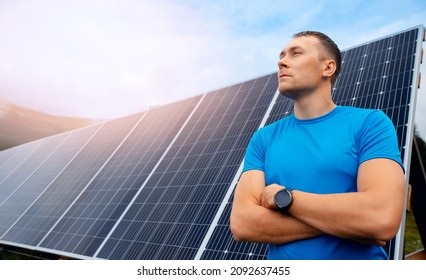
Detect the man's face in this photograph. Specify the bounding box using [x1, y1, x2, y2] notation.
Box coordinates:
[277, 36, 326, 97]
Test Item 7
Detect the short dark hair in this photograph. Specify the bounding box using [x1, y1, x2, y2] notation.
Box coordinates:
[293, 31, 341, 85]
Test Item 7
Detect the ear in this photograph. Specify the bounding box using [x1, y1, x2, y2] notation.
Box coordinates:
[322, 59, 336, 79]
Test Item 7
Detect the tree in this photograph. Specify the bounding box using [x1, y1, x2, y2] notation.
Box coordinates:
[414, 126, 426, 170]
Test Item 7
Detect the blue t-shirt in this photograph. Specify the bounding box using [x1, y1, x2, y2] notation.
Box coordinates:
[242, 106, 403, 260]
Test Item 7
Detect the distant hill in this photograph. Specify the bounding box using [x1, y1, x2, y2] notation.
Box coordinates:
[0, 100, 101, 150]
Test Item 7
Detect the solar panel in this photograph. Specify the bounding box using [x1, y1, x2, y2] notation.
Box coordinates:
[95, 73, 278, 260]
[0, 124, 101, 237]
[0, 145, 19, 169]
[0, 139, 44, 187]
[38, 96, 201, 257]
[0, 25, 423, 260]
[0, 113, 142, 246]
[0, 133, 67, 204]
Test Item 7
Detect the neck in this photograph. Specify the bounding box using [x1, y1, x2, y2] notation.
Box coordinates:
[292, 85, 336, 120]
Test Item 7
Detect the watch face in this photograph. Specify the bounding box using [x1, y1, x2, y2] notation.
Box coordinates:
[275, 189, 292, 208]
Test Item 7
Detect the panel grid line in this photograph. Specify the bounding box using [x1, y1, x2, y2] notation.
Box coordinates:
[0, 113, 141, 246]
[36, 112, 147, 248]
[93, 94, 206, 259]
[0, 133, 71, 208]
[95, 73, 278, 260]
[0, 140, 44, 185]
[195, 86, 280, 259]
[0, 123, 104, 240]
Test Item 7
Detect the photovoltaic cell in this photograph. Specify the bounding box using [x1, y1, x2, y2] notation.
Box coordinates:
[0, 133, 67, 205]
[335, 28, 419, 164]
[38, 97, 201, 257]
[0, 124, 101, 237]
[0, 113, 142, 246]
[95, 73, 278, 260]
[199, 27, 422, 260]
[0, 146, 19, 169]
[0, 139, 44, 187]
[200, 191, 269, 260]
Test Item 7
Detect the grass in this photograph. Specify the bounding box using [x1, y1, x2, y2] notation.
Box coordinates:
[404, 210, 424, 256]
[0, 245, 58, 260]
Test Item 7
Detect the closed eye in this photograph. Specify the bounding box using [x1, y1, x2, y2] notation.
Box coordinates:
[279, 46, 304, 59]
[293, 50, 303, 56]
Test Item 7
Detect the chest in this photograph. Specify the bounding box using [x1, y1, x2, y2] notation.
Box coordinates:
[264, 122, 360, 193]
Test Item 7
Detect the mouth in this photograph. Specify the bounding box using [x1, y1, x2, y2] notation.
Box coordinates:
[278, 73, 291, 79]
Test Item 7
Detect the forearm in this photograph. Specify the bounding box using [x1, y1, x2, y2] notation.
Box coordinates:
[231, 170, 322, 244]
[260, 159, 405, 243]
[230, 202, 321, 244]
[289, 190, 400, 242]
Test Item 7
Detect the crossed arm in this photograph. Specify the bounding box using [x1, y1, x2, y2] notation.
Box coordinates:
[230, 158, 406, 245]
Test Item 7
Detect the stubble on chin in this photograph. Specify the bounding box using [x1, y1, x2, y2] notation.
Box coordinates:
[278, 85, 301, 100]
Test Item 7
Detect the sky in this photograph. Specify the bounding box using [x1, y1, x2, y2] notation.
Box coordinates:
[0, 0, 426, 137]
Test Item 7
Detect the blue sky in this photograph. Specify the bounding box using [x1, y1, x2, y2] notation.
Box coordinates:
[0, 0, 425, 136]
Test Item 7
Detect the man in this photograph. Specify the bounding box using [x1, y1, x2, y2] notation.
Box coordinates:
[230, 31, 406, 259]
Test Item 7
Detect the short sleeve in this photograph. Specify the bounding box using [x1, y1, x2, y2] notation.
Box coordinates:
[358, 110, 404, 171]
[242, 129, 267, 173]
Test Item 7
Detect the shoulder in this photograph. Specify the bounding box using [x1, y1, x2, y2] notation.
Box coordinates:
[337, 106, 392, 128]
[337, 106, 381, 119]
[349, 107, 394, 131]
[247, 116, 293, 150]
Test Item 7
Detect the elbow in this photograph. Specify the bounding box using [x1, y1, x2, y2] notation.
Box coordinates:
[230, 217, 245, 242]
[368, 210, 403, 241]
[230, 225, 244, 242]
[230, 213, 251, 242]
[370, 225, 398, 242]
[378, 218, 402, 242]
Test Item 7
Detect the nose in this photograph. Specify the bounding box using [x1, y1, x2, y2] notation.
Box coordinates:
[277, 56, 288, 69]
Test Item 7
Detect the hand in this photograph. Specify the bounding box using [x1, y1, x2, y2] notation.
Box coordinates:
[354, 238, 387, 246]
[260, 184, 285, 209]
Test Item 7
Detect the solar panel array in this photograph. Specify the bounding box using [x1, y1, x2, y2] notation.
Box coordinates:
[0, 25, 423, 260]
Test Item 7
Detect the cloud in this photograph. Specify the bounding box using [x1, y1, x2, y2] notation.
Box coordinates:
[0, 0, 425, 128]
[0, 0, 282, 118]
[0, 1, 350, 117]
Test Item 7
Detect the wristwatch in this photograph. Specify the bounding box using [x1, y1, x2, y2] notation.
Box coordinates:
[274, 187, 293, 214]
